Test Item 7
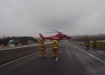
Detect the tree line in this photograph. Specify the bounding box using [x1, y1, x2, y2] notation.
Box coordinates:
[0, 36, 38, 46]
[72, 34, 105, 42]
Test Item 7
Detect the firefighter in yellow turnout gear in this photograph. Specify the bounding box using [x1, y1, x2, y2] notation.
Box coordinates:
[51, 40, 59, 58]
[92, 40, 97, 50]
[85, 41, 90, 50]
[39, 38, 46, 58]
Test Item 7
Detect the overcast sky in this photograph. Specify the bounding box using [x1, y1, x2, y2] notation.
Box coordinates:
[0, 0, 105, 37]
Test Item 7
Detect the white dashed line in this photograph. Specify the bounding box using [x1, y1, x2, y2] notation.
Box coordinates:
[56, 57, 59, 61]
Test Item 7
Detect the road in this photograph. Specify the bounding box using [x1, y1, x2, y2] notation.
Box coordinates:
[0, 40, 105, 75]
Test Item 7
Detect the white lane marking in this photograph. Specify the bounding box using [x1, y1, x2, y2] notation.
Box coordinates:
[56, 57, 59, 61]
[97, 51, 105, 54]
[60, 51, 61, 53]
[0, 52, 39, 68]
[74, 46, 105, 64]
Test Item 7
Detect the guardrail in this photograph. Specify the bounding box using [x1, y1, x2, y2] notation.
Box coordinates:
[0, 44, 38, 51]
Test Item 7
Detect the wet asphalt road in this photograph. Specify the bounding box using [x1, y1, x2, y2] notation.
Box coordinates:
[0, 40, 105, 75]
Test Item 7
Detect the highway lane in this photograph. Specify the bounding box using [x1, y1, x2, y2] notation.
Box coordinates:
[0, 41, 105, 75]
[75, 44, 105, 62]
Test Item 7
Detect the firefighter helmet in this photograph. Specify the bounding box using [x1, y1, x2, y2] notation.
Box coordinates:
[52, 40, 57, 43]
[39, 38, 44, 41]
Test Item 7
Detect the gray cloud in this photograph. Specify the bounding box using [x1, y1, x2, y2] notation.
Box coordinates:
[0, 0, 105, 37]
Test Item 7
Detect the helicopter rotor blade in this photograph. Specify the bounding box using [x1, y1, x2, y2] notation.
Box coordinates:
[53, 30, 62, 33]
[45, 32, 56, 33]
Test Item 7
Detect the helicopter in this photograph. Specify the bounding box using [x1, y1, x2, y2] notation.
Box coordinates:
[39, 30, 71, 41]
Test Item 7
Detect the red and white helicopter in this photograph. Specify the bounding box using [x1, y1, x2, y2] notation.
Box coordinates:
[39, 30, 71, 41]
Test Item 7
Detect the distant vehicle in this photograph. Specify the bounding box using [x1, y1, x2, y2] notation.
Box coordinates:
[8, 40, 15, 47]
[39, 30, 71, 41]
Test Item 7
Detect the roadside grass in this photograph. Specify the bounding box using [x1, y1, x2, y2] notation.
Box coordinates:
[87, 42, 105, 50]
[97, 42, 105, 50]
[74, 41, 105, 50]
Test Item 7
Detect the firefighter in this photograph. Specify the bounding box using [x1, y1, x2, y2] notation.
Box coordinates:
[39, 38, 44, 44]
[51, 40, 59, 58]
[85, 41, 90, 50]
[39, 38, 46, 58]
[92, 40, 97, 50]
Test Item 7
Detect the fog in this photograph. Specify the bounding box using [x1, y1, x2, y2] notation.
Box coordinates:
[0, 0, 105, 37]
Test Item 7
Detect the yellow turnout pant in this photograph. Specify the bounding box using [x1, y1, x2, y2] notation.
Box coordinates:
[52, 48, 58, 57]
[40, 49, 46, 56]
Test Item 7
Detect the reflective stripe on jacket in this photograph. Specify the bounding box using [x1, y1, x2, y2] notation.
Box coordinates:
[52, 43, 58, 48]
[93, 42, 97, 45]
[86, 43, 89, 45]
[39, 44, 45, 50]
